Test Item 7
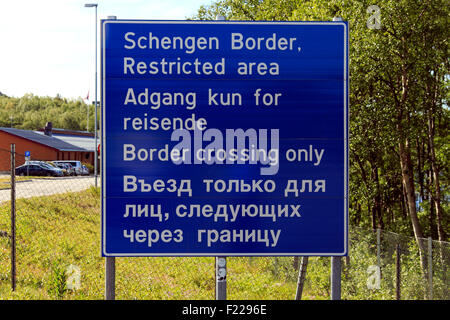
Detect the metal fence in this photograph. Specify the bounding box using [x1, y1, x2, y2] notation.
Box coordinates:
[0, 145, 448, 300]
[0, 146, 97, 202]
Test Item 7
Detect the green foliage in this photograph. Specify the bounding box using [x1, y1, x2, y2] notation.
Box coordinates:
[189, 0, 231, 20]
[190, 0, 300, 21]
[191, 0, 450, 241]
[47, 259, 67, 299]
[0, 189, 299, 300]
[304, 257, 331, 298]
[82, 162, 94, 174]
[0, 94, 97, 132]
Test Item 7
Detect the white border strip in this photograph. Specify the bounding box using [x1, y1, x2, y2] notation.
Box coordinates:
[101, 20, 348, 257]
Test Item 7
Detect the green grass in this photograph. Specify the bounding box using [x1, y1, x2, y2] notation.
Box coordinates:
[0, 188, 310, 300]
[2, 188, 442, 300]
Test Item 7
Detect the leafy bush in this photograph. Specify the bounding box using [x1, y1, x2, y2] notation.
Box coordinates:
[47, 260, 67, 299]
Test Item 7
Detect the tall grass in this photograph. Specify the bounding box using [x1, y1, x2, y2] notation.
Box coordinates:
[1, 188, 443, 300]
[0, 188, 303, 300]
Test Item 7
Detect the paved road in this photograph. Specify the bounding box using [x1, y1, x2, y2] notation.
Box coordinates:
[0, 176, 98, 204]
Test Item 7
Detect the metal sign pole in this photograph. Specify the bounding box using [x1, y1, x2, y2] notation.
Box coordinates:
[377, 228, 381, 267]
[214, 14, 227, 302]
[10, 144, 16, 291]
[105, 256, 115, 300]
[331, 256, 341, 300]
[94, 4, 98, 188]
[215, 257, 227, 300]
[428, 237, 433, 300]
[396, 244, 401, 300]
[331, 18, 344, 301]
[295, 256, 309, 300]
[103, 14, 117, 302]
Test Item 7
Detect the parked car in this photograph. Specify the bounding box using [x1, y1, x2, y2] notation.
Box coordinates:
[81, 165, 90, 176]
[15, 164, 64, 177]
[51, 162, 75, 176]
[52, 160, 83, 176]
[26, 161, 65, 176]
[64, 163, 76, 176]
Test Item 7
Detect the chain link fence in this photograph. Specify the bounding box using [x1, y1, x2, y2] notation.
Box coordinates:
[0, 146, 97, 202]
[0, 146, 448, 300]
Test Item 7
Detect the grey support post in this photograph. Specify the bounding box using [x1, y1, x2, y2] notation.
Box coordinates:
[10, 144, 16, 291]
[214, 14, 227, 302]
[104, 14, 117, 301]
[105, 256, 115, 300]
[330, 16, 344, 301]
[215, 257, 227, 300]
[331, 256, 341, 300]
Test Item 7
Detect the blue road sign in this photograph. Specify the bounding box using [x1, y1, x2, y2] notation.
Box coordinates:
[101, 20, 348, 256]
[25, 151, 30, 157]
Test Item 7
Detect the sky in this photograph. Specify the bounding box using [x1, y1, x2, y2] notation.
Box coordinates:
[0, 0, 214, 102]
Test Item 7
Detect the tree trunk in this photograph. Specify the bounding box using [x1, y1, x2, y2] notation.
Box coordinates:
[402, 182, 409, 218]
[372, 164, 383, 229]
[416, 137, 425, 201]
[293, 256, 299, 270]
[398, 137, 427, 271]
[427, 168, 438, 239]
[427, 113, 446, 242]
[356, 203, 361, 225]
